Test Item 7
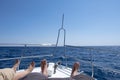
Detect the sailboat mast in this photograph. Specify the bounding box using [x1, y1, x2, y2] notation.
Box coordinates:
[61, 14, 64, 29]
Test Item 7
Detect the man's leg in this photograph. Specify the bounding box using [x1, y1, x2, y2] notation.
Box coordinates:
[70, 62, 80, 77]
[13, 61, 35, 80]
[41, 59, 48, 77]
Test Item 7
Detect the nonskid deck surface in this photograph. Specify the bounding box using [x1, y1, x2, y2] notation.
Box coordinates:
[17, 62, 95, 80]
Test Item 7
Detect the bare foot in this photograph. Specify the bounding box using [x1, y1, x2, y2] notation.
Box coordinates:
[71, 62, 80, 77]
[13, 62, 35, 80]
[12, 59, 20, 72]
[41, 59, 48, 76]
[26, 61, 35, 72]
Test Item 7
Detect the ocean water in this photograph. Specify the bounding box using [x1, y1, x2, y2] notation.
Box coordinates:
[0, 46, 120, 80]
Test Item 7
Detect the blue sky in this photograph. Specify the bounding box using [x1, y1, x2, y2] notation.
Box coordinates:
[0, 0, 120, 46]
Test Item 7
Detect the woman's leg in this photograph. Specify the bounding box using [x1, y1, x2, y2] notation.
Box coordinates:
[13, 61, 35, 80]
[12, 59, 20, 72]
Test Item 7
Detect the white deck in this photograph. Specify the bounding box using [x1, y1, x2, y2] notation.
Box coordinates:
[17, 62, 74, 78]
[17, 62, 97, 80]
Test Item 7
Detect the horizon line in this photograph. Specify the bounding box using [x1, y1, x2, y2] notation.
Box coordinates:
[0, 43, 120, 47]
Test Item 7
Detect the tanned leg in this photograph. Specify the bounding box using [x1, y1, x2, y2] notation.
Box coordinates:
[41, 59, 48, 77]
[70, 62, 80, 77]
[13, 61, 35, 80]
[12, 59, 20, 72]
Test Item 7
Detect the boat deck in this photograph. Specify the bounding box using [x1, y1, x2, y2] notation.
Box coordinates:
[18, 62, 95, 80]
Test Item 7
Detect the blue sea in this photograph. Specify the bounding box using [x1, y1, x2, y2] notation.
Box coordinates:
[0, 46, 120, 80]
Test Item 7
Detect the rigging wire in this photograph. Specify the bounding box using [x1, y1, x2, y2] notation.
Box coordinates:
[53, 14, 67, 67]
